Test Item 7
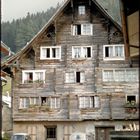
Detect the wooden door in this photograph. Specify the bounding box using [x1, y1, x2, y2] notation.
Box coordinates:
[95, 127, 114, 140]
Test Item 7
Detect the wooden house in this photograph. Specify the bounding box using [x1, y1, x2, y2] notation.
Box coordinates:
[2, 0, 139, 140]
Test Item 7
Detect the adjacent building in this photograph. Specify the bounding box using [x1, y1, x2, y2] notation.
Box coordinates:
[2, 0, 139, 140]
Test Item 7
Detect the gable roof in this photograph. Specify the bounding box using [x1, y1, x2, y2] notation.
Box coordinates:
[1, 41, 14, 56]
[2, 0, 122, 69]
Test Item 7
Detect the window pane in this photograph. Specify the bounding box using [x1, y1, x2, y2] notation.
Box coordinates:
[35, 72, 43, 81]
[20, 98, 29, 108]
[24, 72, 33, 83]
[115, 46, 123, 57]
[52, 48, 56, 58]
[78, 6, 85, 15]
[46, 48, 50, 58]
[79, 97, 84, 108]
[30, 97, 37, 105]
[65, 73, 74, 83]
[82, 24, 92, 35]
[103, 70, 113, 81]
[115, 70, 125, 81]
[47, 127, 56, 138]
[76, 72, 80, 83]
[109, 46, 113, 57]
[94, 96, 100, 108]
[74, 47, 81, 58]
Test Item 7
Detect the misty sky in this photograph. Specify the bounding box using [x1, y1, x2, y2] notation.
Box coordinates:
[1, 0, 63, 22]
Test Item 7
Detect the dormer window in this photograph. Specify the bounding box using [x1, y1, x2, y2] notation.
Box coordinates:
[40, 46, 61, 59]
[78, 6, 85, 15]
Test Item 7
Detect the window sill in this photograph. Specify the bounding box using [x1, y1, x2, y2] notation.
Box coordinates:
[72, 58, 91, 61]
[40, 58, 61, 60]
[18, 107, 61, 113]
[80, 108, 99, 112]
[103, 57, 125, 61]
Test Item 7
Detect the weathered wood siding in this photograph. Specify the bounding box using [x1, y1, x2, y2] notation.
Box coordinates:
[12, 0, 138, 122]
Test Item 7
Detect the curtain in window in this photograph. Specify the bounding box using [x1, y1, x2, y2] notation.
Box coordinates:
[109, 46, 113, 57]
[115, 70, 125, 81]
[104, 70, 113, 81]
[115, 46, 123, 57]
[74, 48, 81, 58]
[82, 24, 92, 35]
[20, 98, 29, 108]
[35, 72, 43, 81]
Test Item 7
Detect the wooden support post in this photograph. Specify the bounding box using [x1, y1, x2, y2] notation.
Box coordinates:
[120, 1, 130, 61]
[54, 20, 57, 45]
[71, 0, 74, 23]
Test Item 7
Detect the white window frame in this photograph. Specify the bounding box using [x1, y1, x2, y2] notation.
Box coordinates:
[103, 44, 125, 60]
[40, 46, 61, 60]
[50, 97, 60, 109]
[19, 97, 29, 109]
[22, 70, 46, 84]
[72, 46, 92, 59]
[102, 68, 138, 82]
[65, 71, 85, 83]
[29, 97, 38, 105]
[79, 96, 100, 109]
[125, 95, 138, 104]
[72, 24, 93, 35]
[78, 5, 85, 15]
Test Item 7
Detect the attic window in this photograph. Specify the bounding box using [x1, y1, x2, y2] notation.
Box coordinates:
[78, 6, 85, 15]
[40, 46, 61, 59]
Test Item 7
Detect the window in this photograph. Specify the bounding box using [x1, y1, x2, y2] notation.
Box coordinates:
[78, 6, 85, 15]
[72, 46, 92, 58]
[46, 127, 56, 139]
[103, 69, 138, 82]
[29, 97, 38, 105]
[127, 95, 136, 103]
[50, 97, 60, 109]
[65, 73, 75, 83]
[103, 70, 114, 82]
[19, 97, 38, 108]
[103, 44, 125, 60]
[72, 24, 93, 35]
[40, 46, 61, 59]
[19, 98, 29, 108]
[65, 71, 85, 83]
[79, 96, 100, 109]
[126, 95, 138, 106]
[22, 70, 46, 84]
[41, 97, 60, 109]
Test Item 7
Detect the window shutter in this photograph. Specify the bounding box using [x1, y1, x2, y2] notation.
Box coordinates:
[56, 48, 60, 58]
[42, 48, 46, 58]
[94, 96, 100, 108]
[79, 97, 84, 108]
[71, 25, 76, 35]
[80, 72, 85, 83]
